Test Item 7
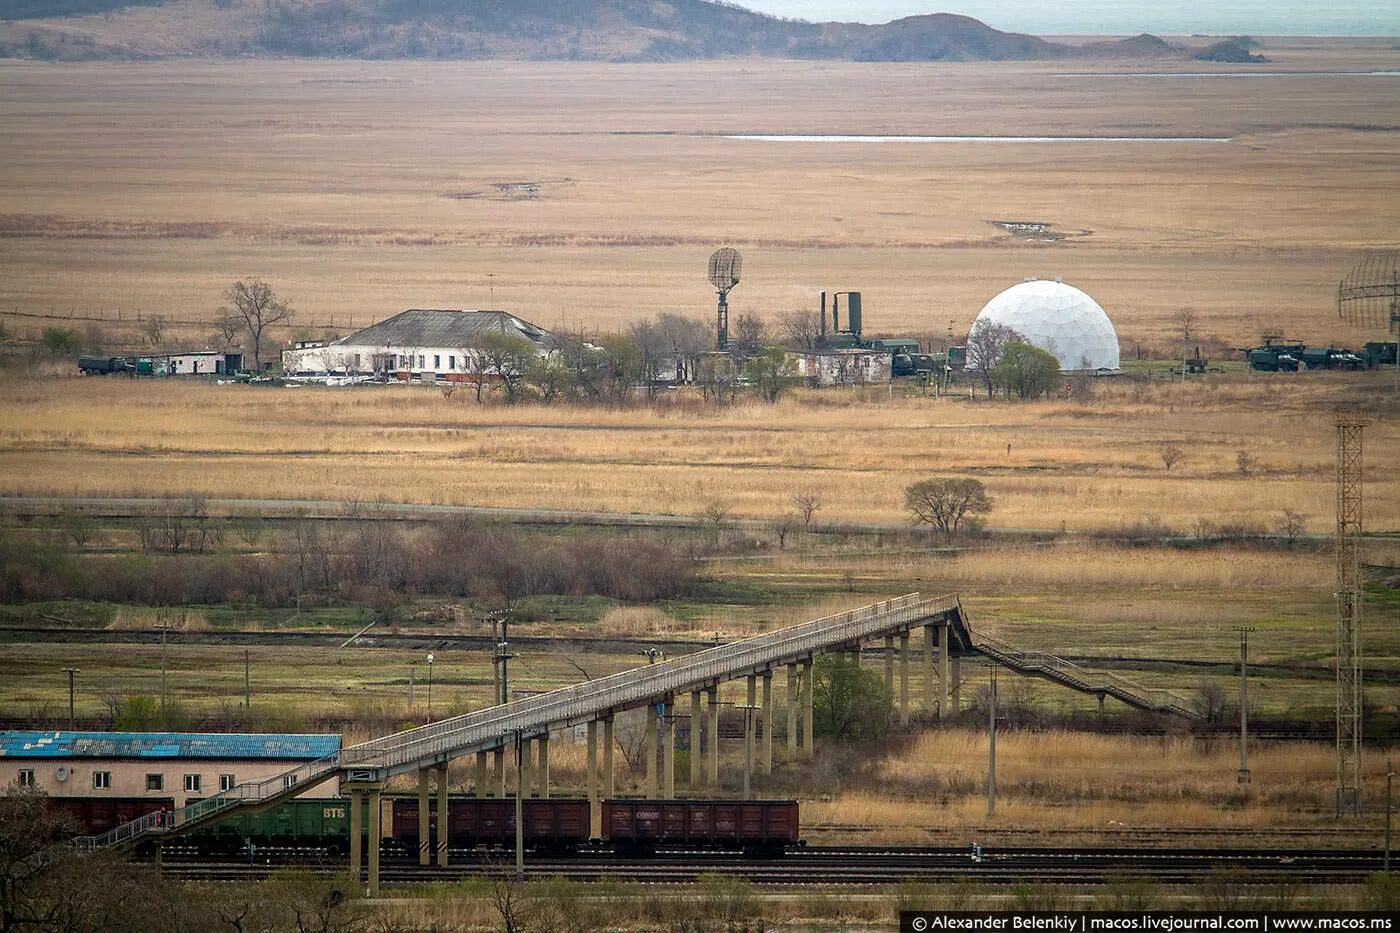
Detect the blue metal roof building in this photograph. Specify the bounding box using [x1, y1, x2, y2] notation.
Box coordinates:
[0, 731, 340, 761]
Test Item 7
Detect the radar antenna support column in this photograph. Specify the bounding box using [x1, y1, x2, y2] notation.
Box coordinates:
[1335, 410, 1368, 818]
[716, 290, 730, 351]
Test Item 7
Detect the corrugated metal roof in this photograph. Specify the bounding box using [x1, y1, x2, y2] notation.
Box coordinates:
[336, 309, 552, 350]
[0, 731, 341, 760]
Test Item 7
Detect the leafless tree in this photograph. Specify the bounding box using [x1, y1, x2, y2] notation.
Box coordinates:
[1174, 307, 1197, 380]
[791, 492, 822, 531]
[220, 279, 294, 371]
[655, 312, 709, 384]
[731, 312, 767, 360]
[1276, 509, 1307, 546]
[214, 313, 243, 351]
[777, 308, 820, 350]
[628, 318, 668, 398]
[965, 319, 1023, 398]
[1159, 444, 1184, 471]
[904, 477, 992, 542]
[143, 314, 166, 349]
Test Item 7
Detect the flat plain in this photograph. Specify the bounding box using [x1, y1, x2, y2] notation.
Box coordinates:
[1, 39, 1398, 350]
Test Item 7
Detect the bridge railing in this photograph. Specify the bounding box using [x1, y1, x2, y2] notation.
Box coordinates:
[344, 593, 956, 770]
[75, 593, 957, 848]
[974, 632, 1196, 714]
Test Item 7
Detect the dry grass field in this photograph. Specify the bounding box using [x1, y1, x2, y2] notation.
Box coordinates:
[1, 42, 1398, 352]
[0, 373, 1394, 532]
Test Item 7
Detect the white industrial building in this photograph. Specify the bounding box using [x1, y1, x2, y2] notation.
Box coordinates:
[970, 279, 1121, 373]
[282, 309, 556, 381]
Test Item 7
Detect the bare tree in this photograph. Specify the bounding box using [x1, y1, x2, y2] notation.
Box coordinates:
[214, 313, 243, 352]
[220, 279, 293, 371]
[628, 318, 668, 398]
[777, 308, 820, 351]
[655, 312, 709, 384]
[142, 314, 166, 350]
[1174, 307, 1196, 382]
[904, 477, 992, 542]
[731, 312, 767, 360]
[1276, 509, 1307, 546]
[966, 319, 1023, 398]
[791, 492, 822, 531]
[1159, 444, 1184, 471]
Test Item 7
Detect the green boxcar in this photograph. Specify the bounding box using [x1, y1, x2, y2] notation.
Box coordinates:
[186, 799, 349, 854]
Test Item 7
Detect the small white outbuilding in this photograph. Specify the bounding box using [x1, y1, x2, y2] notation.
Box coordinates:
[969, 279, 1120, 373]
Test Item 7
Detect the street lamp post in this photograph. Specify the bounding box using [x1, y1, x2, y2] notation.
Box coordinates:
[62, 668, 79, 730]
[513, 730, 525, 883]
[426, 653, 434, 724]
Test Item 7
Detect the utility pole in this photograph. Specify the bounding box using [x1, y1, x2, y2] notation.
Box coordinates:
[62, 668, 79, 730]
[408, 662, 415, 708]
[737, 704, 759, 800]
[987, 665, 998, 818]
[1235, 626, 1255, 783]
[159, 622, 169, 726]
[243, 649, 250, 709]
[1386, 758, 1394, 873]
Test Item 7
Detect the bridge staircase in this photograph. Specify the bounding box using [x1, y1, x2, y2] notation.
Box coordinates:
[970, 632, 1199, 719]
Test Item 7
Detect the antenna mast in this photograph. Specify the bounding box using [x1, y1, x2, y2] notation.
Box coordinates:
[1334, 408, 1369, 817]
[708, 248, 743, 351]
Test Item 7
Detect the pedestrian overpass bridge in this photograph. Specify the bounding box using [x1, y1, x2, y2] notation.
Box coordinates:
[77, 592, 1195, 891]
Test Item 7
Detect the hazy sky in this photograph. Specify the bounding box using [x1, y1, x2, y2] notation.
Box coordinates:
[738, 1, 1400, 36]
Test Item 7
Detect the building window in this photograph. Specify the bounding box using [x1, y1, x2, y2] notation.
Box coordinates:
[93, 771, 111, 790]
[146, 773, 163, 792]
[352, 353, 361, 370]
[418, 355, 425, 368]
[219, 774, 235, 792]
[18, 769, 34, 787]
[433, 354, 441, 369]
[283, 774, 299, 790]
[184, 774, 201, 793]
[449, 356, 456, 370]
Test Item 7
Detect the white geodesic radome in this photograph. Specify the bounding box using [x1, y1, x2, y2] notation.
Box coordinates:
[969, 279, 1120, 372]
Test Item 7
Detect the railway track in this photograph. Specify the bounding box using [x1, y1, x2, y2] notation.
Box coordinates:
[150, 845, 1386, 886]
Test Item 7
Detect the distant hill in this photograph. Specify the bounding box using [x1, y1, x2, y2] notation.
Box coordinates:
[0, 0, 1231, 63]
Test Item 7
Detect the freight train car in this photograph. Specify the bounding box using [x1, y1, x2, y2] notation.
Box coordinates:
[184, 798, 351, 855]
[390, 797, 588, 855]
[603, 799, 798, 856]
[50, 795, 174, 835]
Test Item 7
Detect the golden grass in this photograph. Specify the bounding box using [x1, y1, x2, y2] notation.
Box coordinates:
[0, 54, 1396, 351]
[802, 729, 1369, 842]
[0, 375, 1394, 533]
[107, 606, 211, 631]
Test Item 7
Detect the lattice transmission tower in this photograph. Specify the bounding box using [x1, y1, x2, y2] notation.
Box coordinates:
[1334, 409, 1369, 817]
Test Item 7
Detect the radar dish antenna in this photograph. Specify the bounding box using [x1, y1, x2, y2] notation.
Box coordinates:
[1338, 250, 1399, 392]
[708, 247, 742, 350]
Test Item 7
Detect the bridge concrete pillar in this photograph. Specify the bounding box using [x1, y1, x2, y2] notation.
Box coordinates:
[494, 747, 506, 798]
[689, 691, 702, 786]
[521, 737, 534, 798]
[785, 663, 798, 756]
[923, 625, 936, 716]
[884, 635, 894, 692]
[602, 715, 616, 798]
[587, 719, 600, 838]
[366, 786, 382, 897]
[475, 751, 487, 797]
[435, 765, 449, 868]
[899, 630, 911, 725]
[645, 702, 659, 799]
[663, 698, 675, 799]
[706, 686, 719, 785]
[745, 675, 757, 777]
[950, 656, 962, 714]
[801, 656, 814, 756]
[938, 622, 950, 721]
[538, 733, 550, 799]
[348, 787, 363, 884]
[417, 768, 430, 866]
[761, 670, 773, 776]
